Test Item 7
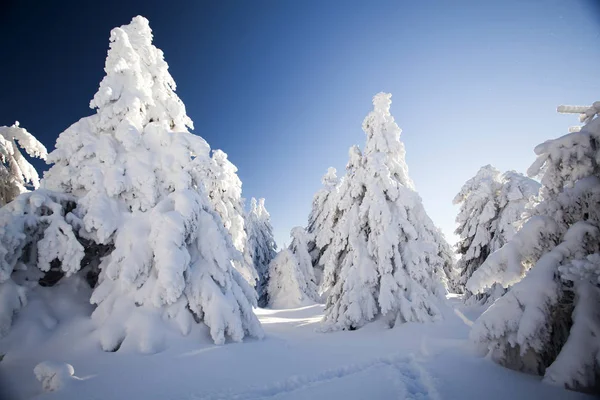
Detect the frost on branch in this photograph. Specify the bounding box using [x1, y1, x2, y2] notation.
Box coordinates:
[453, 165, 539, 303]
[320, 93, 453, 332]
[0, 122, 47, 206]
[33, 16, 262, 349]
[467, 102, 600, 391]
[245, 198, 277, 307]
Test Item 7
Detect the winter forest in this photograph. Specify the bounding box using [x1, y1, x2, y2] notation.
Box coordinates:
[1, 13, 599, 400]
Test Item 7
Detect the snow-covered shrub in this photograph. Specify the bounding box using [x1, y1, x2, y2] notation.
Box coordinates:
[267, 228, 319, 309]
[306, 167, 340, 287]
[453, 166, 539, 302]
[245, 198, 277, 307]
[0, 122, 47, 206]
[467, 102, 600, 391]
[0, 16, 263, 349]
[0, 190, 81, 338]
[320, 93, 454, 332]
[34, 361, 75, 392]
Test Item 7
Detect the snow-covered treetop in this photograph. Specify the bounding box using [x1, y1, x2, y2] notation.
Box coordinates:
[453, 165, 501, 206]
[321, 167, 339, 189]
[362, 92, 413, 190]
[0, 122, 47, 205]
[44, 15, 212, 241]
[90, 15, 193, 133]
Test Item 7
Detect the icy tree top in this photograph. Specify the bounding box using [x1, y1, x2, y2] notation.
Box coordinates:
[290, 226, 311, 245]
[321, 167, 339, 189]
[90, 15, 193, 135]
[250, 197, 270, 220]
[362, 92, 413, 190]
[452, 165, 501, 205]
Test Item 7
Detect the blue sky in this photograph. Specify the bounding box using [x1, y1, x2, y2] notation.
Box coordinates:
[1, 0, 600, 248]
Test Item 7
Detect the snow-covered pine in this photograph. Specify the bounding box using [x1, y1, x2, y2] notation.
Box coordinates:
[453, 165, 539, 302]
[0, 16, 263, 349]
[201, 149, 258, 286]
[306, 167, 340, 287]
[267, 227, 319, 308]
[467, 102, 600, 391]
[320, 93, 454, 332]
[245, 197, 277, 307]
[0, 122, 47, 206]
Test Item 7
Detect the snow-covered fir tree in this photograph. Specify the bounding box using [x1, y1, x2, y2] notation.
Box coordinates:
[0, 16, 263, 350]
[245, 197, 277, 307]
[320, 93, 454, 331]
[466, 102, 600, 391]
[267, 227, 319, 308]
[306, 167, 340, 287]
[201, 149, 258, 286]
[0, 122, 47, 206]
[453, 165, 539, 302]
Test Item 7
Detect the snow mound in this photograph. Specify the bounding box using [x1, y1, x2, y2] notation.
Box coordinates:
[34, 361, 75, 392]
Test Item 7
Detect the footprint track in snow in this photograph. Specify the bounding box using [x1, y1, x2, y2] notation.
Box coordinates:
[196, 354, 440, 400]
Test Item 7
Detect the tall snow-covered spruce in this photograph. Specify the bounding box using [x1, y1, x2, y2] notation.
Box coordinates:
[320, 93, 454, 331]
[467, 102, 600, 391]
[0, 16, 263, 350]
[0, 122, 47, 206]
[453, 165, 539, 302]
[245, 197, 277, 307]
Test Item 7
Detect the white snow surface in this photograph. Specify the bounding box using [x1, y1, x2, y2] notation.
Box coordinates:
[0, 284, 590, 400]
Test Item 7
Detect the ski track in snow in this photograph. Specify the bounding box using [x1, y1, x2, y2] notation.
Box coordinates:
[196, 354, 439, 400]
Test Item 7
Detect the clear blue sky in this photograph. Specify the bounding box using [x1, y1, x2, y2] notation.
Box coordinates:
[1, 0, 600, 248]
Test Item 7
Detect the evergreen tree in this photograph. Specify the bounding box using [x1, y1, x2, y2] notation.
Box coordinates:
[0, 16, 263, 350]
[453, 165, 539, 302]
[467, 102, 600, 391]
[0, 122, 47, 206]
[245, 197, 277, 307]
[321, 93, 453, 331]
[268, 227, 319, 308]
[202, 149, 258, 286]
[306, 167, 340, 287]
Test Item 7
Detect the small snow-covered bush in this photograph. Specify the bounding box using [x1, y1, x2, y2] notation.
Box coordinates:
[34, 361, 75, 392]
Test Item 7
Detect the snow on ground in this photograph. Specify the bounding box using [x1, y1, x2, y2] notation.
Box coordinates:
[0, 284, 592, 400]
